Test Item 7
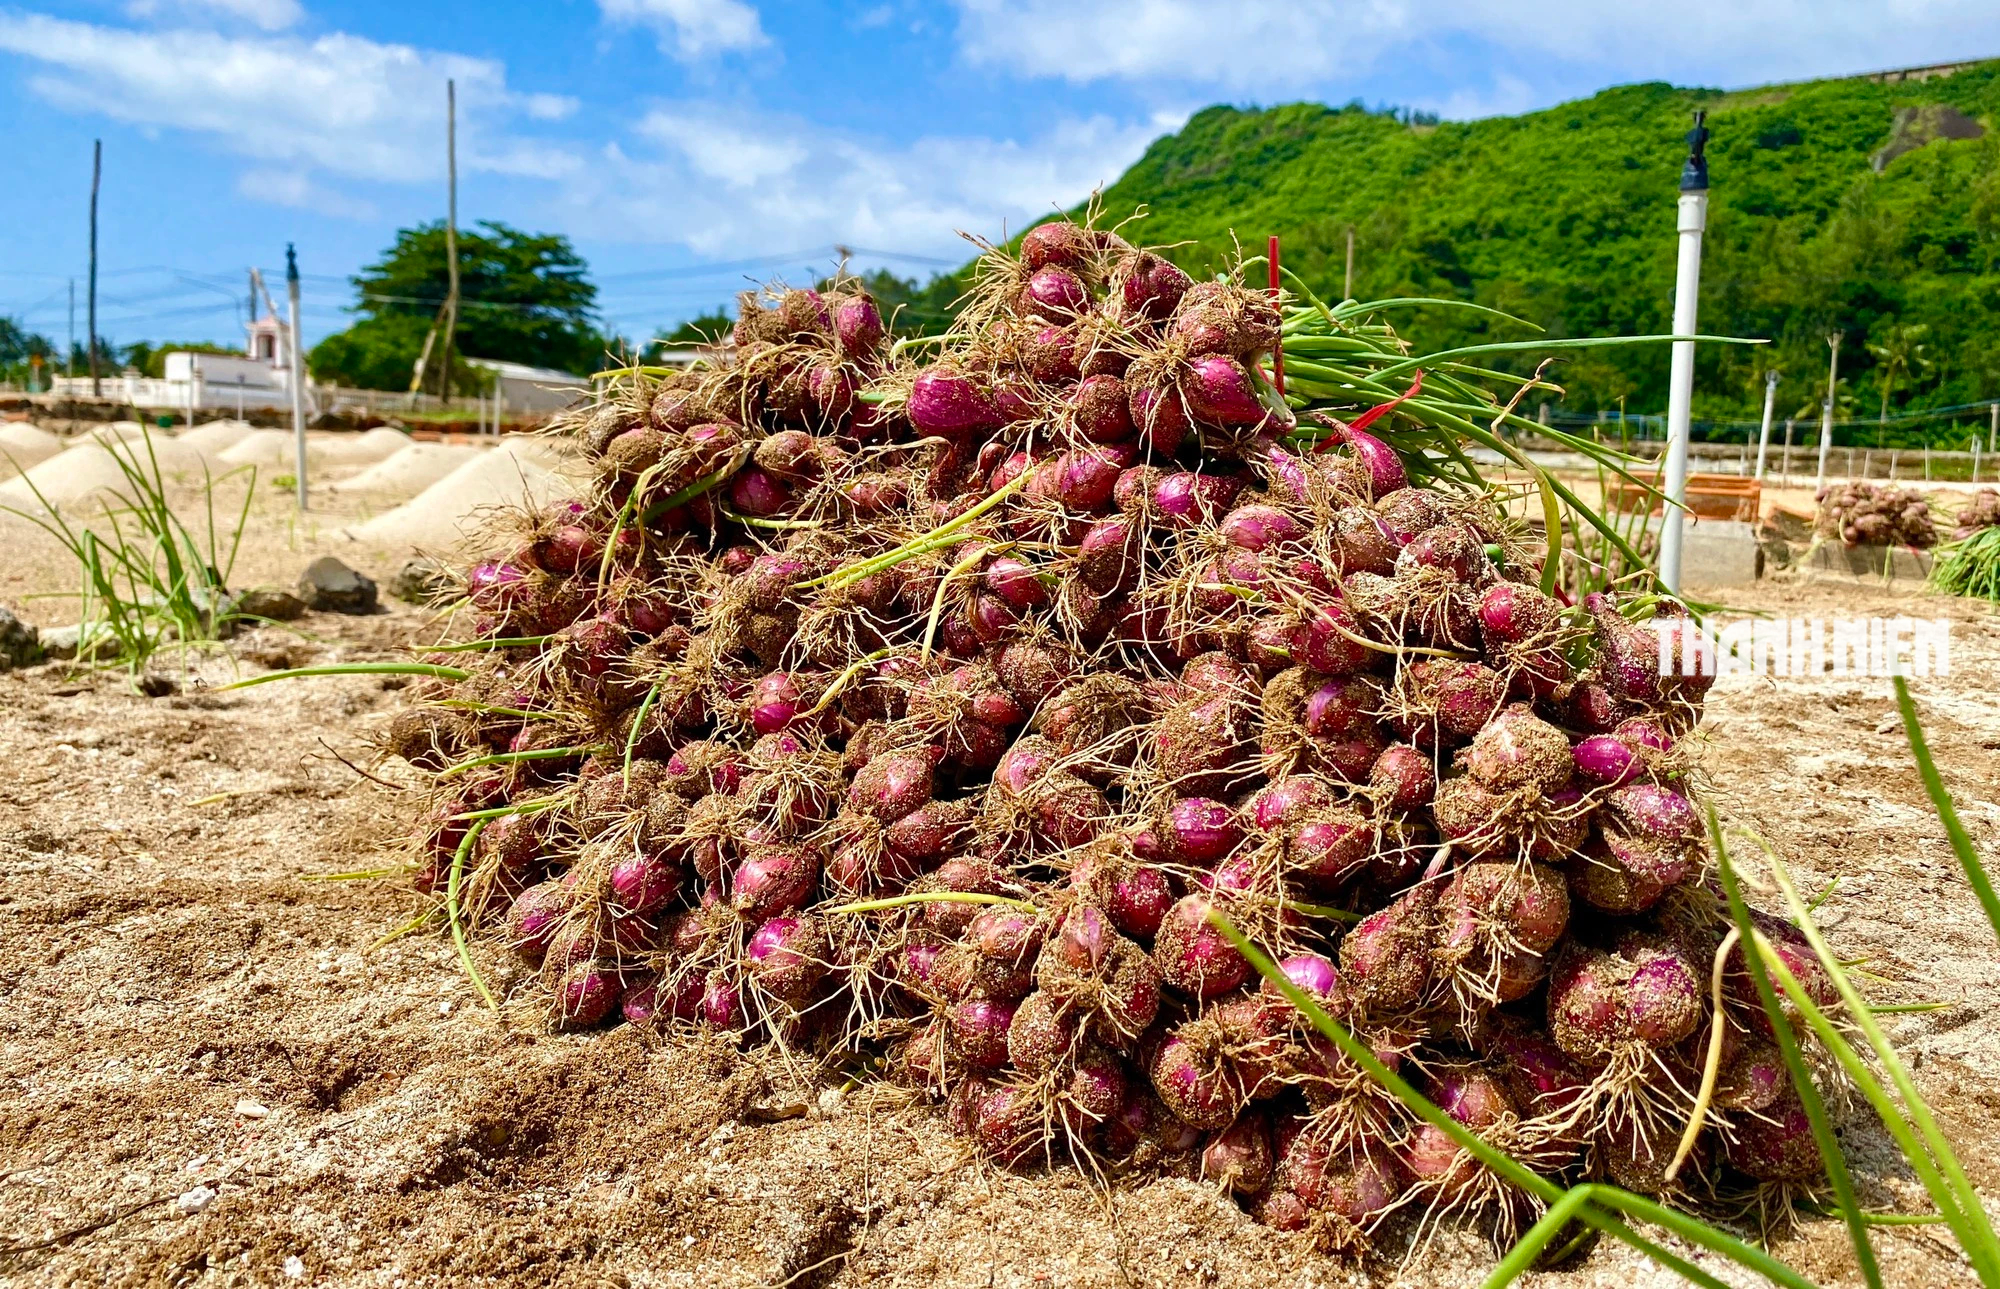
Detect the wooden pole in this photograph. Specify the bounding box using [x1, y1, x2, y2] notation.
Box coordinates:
[88, 139, 101, 397]
[440, 79, 459, 404]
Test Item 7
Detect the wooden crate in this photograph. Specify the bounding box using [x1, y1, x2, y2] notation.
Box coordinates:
[1606, 472, 1761, 523]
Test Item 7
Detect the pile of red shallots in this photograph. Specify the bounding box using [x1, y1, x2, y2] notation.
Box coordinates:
[384, 217, 1837, 1252]
[1815, 481, 1937, 548]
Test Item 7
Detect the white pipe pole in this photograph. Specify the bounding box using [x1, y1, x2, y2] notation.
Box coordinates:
[1815, 333, 1840, 493]
[1658, 186, 1708, 595]
[286, 243, 308, 510]
[1753, 370, 1777, 482]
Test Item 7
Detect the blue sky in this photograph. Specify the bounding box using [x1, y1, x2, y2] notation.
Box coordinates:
[3, 0, 1995, 355]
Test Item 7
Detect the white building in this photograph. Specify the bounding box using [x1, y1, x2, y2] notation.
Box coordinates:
[49, 311, 590, 419]
[52, 308, 309, 415]
[461, 357, 590, 413]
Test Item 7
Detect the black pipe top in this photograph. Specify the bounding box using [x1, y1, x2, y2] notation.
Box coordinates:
[1680, 110, 1710, 192]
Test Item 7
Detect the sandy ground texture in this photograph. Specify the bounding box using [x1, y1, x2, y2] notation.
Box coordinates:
[1, 567, 1998, 1286]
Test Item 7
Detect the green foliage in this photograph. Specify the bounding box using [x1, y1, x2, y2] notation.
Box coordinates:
[0, 315, 60, 384]
[1052, 65, 2000, 432]
[0, 431, 254, 680]
[310, 313, 438, 392]
[309, 220, 605, 391]
[1930, 525, 2000, 600]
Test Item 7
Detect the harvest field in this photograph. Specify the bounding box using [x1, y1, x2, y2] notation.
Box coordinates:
[0, 570, 1993, 1287]
[4, 222, 2000, 1289]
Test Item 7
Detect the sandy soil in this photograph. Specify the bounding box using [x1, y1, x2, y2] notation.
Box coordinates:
[1, 531, 1998, 1285]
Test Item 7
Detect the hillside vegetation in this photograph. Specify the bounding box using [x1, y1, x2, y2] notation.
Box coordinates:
[915, 63, 2000, 445]
[1112, 64, 2000, 440]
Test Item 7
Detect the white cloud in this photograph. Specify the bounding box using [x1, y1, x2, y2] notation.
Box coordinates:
[524, 92, 578, 121]
[640, 112, 808, 188]
[124, 0, 304, 32]
[598, 0, 768, 60]
[235, 168, 376, 219]
[565, 104, 1173, 260]
[950, 0, 2000, 105]
[0, 13, 582, 183]
[1425, 72, 1539, 123]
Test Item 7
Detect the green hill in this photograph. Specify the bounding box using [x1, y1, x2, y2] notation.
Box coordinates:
[1013, 62, 2000, 446]
[26, 63, 1992, 447]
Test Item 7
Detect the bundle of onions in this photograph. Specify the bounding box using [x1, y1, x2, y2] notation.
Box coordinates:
[321, 220, 1838, 1253]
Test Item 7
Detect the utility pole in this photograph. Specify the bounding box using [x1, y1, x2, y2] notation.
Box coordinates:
[287, 244, 308, 510]
[88, 139, 101, 397]
[1753, 370, 1778, 481]
[66, 279, 75, 377]
[1343, 226, 1356, 301]
[1658, 110, 1709, 597]
[441, 78, 460, 404]
[1815, 331, 1841, 491]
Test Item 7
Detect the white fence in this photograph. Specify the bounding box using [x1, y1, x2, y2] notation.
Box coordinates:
[15, 378, 535, 427]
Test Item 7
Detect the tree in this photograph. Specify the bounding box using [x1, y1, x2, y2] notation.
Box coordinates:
[1866, 323, 1933, 445]
[0, 316, 58, 385]
[310, 220, 605, 391]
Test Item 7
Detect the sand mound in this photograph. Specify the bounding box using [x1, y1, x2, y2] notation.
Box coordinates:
[347, 441, 582, 554]
[331, 443, 487, 496]
[180, 419, 257, 454]
[0, 424, 64, 477]
[206, 427, 413, 475]
[318, 427, 414, 466]
[218, 429, 307, 468]
[492, 433, 571, 470]
[0, 434, 222, 510]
